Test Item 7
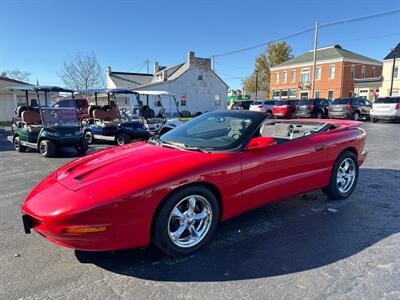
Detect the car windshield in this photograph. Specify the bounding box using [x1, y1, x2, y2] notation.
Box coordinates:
[41, 108, 80, 127]
[155, 112, 261, 151]
[374, 97, 400, 104]
[333, 98, 351, 104]
[252, 101, 262, 105]
[298, 100, 313, 105]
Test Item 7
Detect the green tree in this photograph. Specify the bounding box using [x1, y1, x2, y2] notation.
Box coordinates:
[243, 41, 293, 97]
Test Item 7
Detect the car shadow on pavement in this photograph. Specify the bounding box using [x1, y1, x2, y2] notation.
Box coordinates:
[75, 168, 400, 282]
[0, 128, 14, 151]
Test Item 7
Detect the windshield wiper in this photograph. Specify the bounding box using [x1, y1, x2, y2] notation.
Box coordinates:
[149, 136, 210, 153]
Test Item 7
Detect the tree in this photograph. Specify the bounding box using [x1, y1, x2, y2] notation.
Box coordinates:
[1, 69, 31, 82]
[243, 41, 293, 97]
[58, 51, 104, 91]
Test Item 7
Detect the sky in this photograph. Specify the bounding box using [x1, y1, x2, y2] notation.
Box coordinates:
[1, 0, 399, 89]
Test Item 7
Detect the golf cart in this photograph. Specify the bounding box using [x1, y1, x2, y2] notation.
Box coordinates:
[8, 86, 88, 157]
[132, 90, 183, 135]
[80, 88, 150, 145]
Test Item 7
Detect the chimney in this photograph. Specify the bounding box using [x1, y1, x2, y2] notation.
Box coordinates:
[154, 62, 159, 73]
[187, 51, 195, 65]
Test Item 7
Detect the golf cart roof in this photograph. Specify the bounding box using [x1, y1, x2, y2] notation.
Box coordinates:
[133, 90, 176, 96]
[6, 85, 74, 93]
[79, 88, 138, 94]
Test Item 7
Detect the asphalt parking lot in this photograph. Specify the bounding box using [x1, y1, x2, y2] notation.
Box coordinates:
[1, 122, 400, 300]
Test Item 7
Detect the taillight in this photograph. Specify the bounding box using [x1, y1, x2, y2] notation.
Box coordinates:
[395, 103, 400, 110]
[310, 104, 315, 110]
[346, 104, 353, 110]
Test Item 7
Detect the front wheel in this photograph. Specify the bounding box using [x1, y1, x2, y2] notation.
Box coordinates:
[152, 186, 219, 257]
[316, 111, 323, 119]
[371, 117, 378, 123]
[352, 111, 360, 121]
[116, 133, 130, 145]
[322, 151, 359, 200]
[84, 131, 95, 144]
[39, 140, 56, 157]
[75, 138, 88, 155]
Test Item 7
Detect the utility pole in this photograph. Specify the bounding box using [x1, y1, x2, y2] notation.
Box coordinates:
[390, 48, 397, 96]
[255, 70, 259, 100]
[146, 59, 150, 74]
[311, 21, 319, 98]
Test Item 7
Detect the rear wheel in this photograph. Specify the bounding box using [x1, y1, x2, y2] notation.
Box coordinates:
[84, 131, 95, 144]
[152, 185, 219, 257]
[371, 117, 378, 123]
[75, 138, 88, 155]
[39, 140, 56, 157]
[14, 136, 26, 152]
[352, 111, 360, 121]
[316, 111, 323, 119]
[322, 151, 359, 200]
[116, 133, 130, 145]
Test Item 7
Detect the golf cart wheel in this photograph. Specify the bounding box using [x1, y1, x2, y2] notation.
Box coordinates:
[84, 131, 95, 144]
[14, 136, 26, 152]
[371, 117, 378, 123]
[116, 133, 130, 145]
[352, 111, 360, 121]
[75, 138, 89, 155]
[39, 140, 56, 158]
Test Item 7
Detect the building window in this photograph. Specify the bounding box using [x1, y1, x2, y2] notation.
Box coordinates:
[328, 90, 334, 100]
[289, 89, 296, 99]
[198, 73, 203, 80]
[180, 95, 187, 106]
[372, 66, 376, 77]
[155, 95, 162, 107]
[350, 65, 355, 79]
[329, 65, 335, 79]
[315, 90, 320, 98]
[281, 90, 288, 99]
[274, 72, 279, 83]
[300, 68, 310, 84]
[291, 70, 296, 82]
[283, 71, 287, 83]
[315, 66, 321, 80]
[394, 66, 399, 78]
[361, 66, 366, 79]
[214, 94, 221, 106]
[272, 90, 281, 99]
[300, 92, 309, 99]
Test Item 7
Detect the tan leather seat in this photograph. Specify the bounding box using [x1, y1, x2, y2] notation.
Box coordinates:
[21, 110, 43, 132]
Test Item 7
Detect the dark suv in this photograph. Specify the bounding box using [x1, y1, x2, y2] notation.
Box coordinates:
[296, 98, 331, 118]
[329, 97, 371, 120]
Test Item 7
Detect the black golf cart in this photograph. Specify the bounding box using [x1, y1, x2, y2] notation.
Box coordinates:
[8, 86, 88, 157]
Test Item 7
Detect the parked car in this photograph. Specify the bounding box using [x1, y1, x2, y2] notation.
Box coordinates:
[296, 98, 331, 118]
[231, 100, 253, 110]
[329, 97, 371, 120]
[272, 100, 299, 118]
[53, 97, 89, 119]
[21, 111, 367, 256]
[249, 100, 275, 117]
[370, 97, 400, 122]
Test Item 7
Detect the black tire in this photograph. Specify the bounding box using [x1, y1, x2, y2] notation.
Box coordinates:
[352, 111, 360, 121]
[316, 111, 323, 119]
[75, 138, 89, 155]
[371, 117, 378, 123]
[152, 185, 219, 257]
[84, 131, 95, 144]
[39, 140, 56, 157]
[116, 133, 130, 145]
[322, 151, 359, 200]
[14, 136, 26, 152]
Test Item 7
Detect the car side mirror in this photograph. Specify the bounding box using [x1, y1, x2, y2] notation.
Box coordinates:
[245, 137, 277, 151]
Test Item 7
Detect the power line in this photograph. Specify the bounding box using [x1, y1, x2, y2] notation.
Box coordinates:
[212, 9, 400, 58]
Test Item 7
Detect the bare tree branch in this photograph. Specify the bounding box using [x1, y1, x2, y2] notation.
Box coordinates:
[1, 69, 31, 82]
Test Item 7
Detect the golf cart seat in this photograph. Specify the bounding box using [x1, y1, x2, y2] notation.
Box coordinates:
[93, 108, 119, 127]
[21, 110, 43, 132]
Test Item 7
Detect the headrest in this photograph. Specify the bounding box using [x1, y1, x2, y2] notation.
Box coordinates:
[230, 119, 246, 131]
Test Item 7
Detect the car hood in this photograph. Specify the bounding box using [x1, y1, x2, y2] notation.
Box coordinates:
[56, 142, 212, 192]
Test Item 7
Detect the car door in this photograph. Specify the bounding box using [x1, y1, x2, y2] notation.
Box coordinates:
[240, 133, 331, 209]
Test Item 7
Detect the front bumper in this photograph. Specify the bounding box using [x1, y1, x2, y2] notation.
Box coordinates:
[370, 112, 400, 121]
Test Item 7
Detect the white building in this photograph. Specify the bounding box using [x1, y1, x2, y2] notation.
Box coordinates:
[106, 51, 229, 115]
[381, 43, 400, 97]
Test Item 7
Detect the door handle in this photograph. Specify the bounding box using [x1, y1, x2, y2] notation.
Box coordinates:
[315, 145, 326, 151]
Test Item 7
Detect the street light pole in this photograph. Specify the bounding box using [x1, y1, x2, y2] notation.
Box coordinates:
[390, 48, 397, 96]
[255, 70, 259, 100]
[311, 21, 319, 99]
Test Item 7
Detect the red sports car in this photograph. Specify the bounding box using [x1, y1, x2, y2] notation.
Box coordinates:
[21, 111, 367, 256]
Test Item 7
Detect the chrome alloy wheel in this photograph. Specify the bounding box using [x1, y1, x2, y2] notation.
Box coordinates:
[167, 195, 212, 248]
[336, 158, 356, 193]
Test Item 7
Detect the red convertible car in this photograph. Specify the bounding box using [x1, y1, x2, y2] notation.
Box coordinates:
[21, 111, 367, 256]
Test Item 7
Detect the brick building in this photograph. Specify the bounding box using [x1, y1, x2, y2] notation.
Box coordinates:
[269, 45, 382, 100]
